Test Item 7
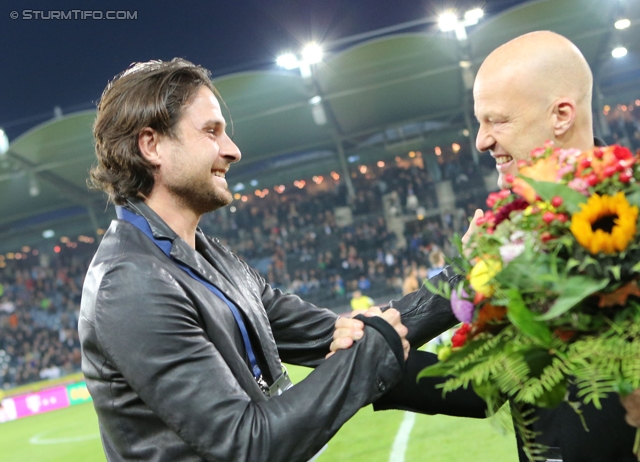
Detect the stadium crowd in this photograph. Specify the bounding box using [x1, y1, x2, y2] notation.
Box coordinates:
[0, 253, 86, 388]
[0, 149, 483, 389]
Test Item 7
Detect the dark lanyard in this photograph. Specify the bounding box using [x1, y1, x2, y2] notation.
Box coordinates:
[116, 206, 263, 380]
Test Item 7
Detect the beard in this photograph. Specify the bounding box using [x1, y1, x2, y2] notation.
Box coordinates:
[167, 173, 232, 216]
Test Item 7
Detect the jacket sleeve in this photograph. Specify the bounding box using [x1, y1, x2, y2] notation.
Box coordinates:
[383, 263, 463, 347]
[373, 350, 487, 418]
[92, 259, 404, 462]
[258, 276, 339, 367]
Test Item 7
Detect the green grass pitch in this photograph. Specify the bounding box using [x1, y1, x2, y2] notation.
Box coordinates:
[0, 365, 518, 461]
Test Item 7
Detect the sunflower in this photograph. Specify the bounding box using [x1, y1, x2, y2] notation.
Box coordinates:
[570, 192, 638, 254]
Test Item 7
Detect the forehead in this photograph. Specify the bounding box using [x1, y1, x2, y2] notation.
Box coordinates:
[181, 86, 224, 122]
[473, 74, 525, 119]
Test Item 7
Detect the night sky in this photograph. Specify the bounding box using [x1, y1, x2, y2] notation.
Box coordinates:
[1, 0, 528, 141]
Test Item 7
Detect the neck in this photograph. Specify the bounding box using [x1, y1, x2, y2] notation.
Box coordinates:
[557, 127, 594, 151]
[144, 189, 200, 249]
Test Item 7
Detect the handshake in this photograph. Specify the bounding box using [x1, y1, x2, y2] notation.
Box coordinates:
[327, 306, 640, 435]
[327, 307, 410, 361]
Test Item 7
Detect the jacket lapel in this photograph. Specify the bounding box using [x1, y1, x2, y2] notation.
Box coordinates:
[125, 199, 281, 381]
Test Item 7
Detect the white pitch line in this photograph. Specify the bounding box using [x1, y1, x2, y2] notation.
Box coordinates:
[29, 430, 100, 445]
[389, 411, 416, 462]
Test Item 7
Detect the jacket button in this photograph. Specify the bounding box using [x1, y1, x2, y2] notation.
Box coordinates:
[377, 378, 386, 392]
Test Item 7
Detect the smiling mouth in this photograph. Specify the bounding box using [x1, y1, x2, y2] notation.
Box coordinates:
[494, 155, 513, 166]
[212, 171, 226, 178]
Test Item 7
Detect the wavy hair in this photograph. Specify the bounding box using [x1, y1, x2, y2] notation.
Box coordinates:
[89, 58, 215, 204]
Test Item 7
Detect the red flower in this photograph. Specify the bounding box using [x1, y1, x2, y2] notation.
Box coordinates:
[614, 145, 633, 161]
[543, 211, 555, 224]
[493, 197, 529, 226]
[551, 196, 563, 207]
[451, 323, 472, 348]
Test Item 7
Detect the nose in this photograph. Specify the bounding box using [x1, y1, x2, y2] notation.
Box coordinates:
[219, 132, 241, 163]
[475, 124, 494, 153]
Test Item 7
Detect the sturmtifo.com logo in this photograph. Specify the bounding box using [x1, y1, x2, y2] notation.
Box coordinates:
[10, 10, 138, 20]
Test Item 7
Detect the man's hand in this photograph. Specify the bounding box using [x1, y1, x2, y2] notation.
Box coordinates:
[327, 307, 410, 360]
[620, 388, 640, 427]
[462, 209, 484, 257]
[327, 312, 365, 358]
[379, 307, 410, 360]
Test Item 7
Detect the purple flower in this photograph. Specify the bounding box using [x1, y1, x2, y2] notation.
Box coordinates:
[451, 288, 474, 324]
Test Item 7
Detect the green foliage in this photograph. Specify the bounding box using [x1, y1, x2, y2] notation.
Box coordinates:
[505, 290, 552, 346]
[522, 178, 587, 214]
[537, 276, 609, 320]
[419, 316, 640, 461]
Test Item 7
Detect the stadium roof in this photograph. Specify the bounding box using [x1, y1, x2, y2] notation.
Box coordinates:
[1, 0, 639, 253]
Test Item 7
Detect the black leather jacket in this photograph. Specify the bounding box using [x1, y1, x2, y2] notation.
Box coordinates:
[79, 199, 405, 462]
[387, 264, 463, 347]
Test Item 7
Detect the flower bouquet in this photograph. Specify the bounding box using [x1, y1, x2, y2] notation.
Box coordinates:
[420, 143, 640, 461]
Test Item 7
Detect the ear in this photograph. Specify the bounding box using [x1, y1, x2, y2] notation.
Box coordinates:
[552, 98, 576, 137]
[138, 128, 163, 167]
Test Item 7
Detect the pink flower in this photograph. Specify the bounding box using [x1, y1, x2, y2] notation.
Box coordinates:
[557, 148, 581, 165]
[556, 165, 574, 179]
[451, 288, 475, 324]
[568, 177, 589, 195]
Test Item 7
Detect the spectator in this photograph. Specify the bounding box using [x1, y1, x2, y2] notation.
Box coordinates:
[402, 266, 420, 296]
[350, 290, 375, 311]
[428, 249, 446, 278]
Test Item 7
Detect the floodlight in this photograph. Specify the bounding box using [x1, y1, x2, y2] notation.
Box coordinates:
[276, 53, 299, 70]
[615, 19, 631, 30]
[0, 128, 8, 157]
[464, 8, 483, 25]
[311, 104, 327, 126]
[612, 46, 628, 58]
[438, 11, 458, 32]
[309, 95, 322, 105]
[301, 43, 323, 64]
[29, 176, 40, 197]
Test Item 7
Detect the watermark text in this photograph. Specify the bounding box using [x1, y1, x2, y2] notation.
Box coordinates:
[10, 10, 138, 20]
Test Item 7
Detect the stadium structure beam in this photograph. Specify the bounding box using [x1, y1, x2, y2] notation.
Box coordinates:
[231, 107, 463, 176]
[4, 148, 100, 211]
[234, 63, 462, 126]
[300, 58, 357, 199]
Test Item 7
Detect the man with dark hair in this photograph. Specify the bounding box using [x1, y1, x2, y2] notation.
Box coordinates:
[79, 58, 412, 462]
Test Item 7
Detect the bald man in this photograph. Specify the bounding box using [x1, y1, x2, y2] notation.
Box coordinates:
[333, 31, 637, 462]
[474, 31, 595, 190]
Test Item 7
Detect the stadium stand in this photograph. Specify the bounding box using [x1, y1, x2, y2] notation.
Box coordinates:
[0, 148, 484, 389]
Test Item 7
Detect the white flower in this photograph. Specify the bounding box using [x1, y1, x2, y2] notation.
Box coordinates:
[499, 242, 525, 263]
[510, 231, 526, 243]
